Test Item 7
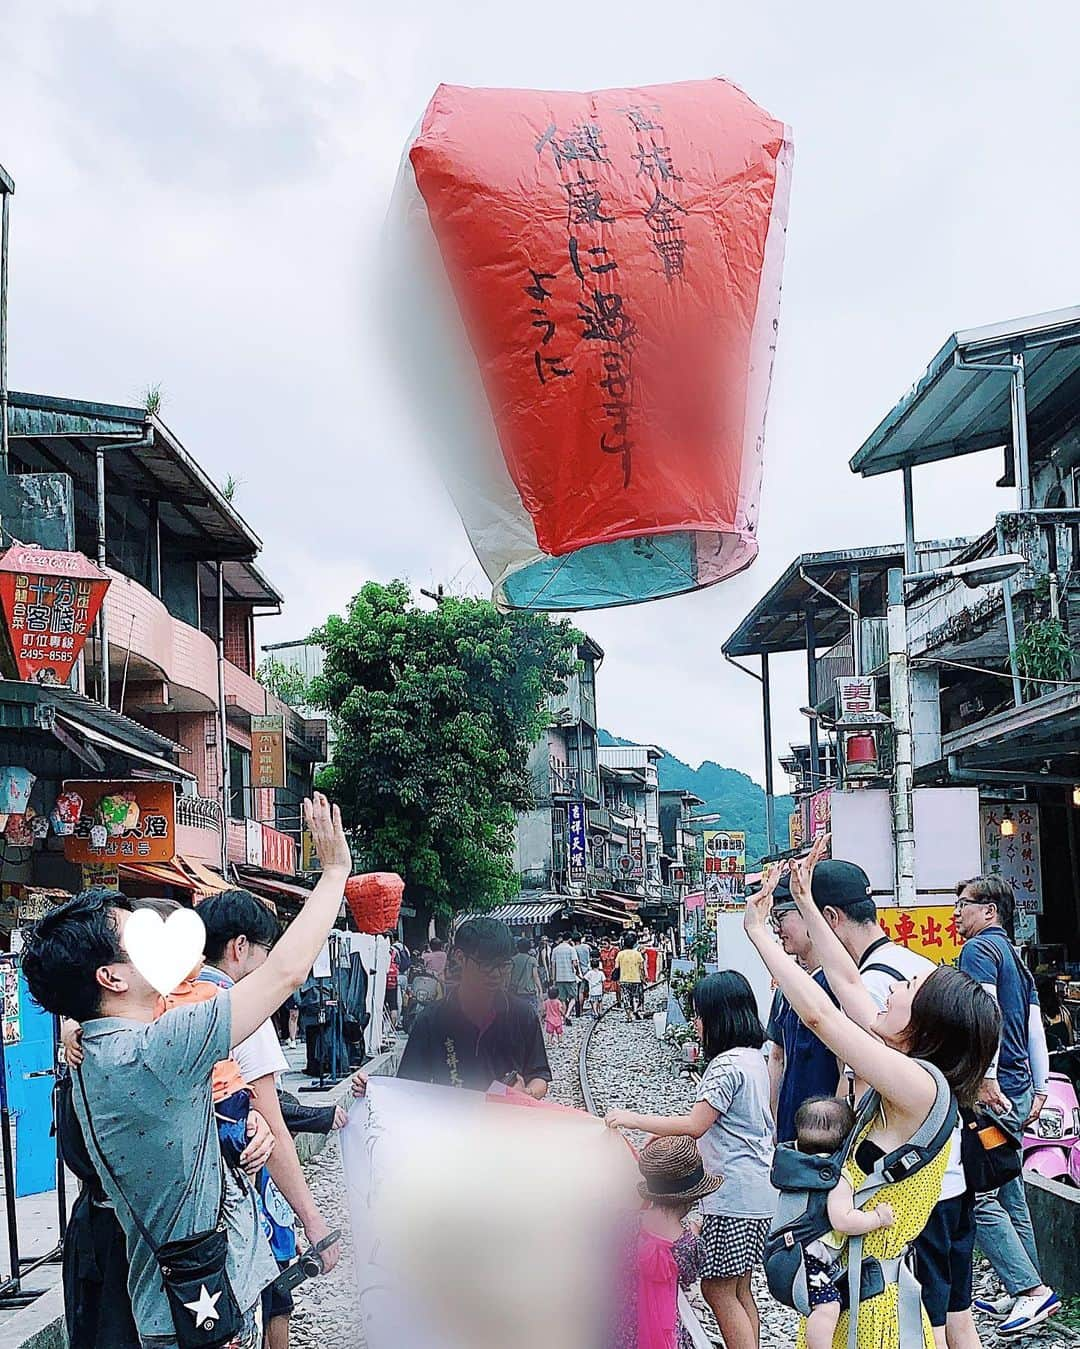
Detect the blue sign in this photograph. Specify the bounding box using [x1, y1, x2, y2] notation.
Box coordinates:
[567, 800, 588, 881]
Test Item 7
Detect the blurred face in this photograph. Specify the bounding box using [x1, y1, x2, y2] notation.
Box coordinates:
[953, 888, 997, 940]
[875, 971, 929, 1045]
[771, 908, 813, 962]
[233, 933, 273, 980]
[459, 952, 512, 998]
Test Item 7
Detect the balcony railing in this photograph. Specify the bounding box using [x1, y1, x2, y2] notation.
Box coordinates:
[177, 795, 224, 834]
[550, 761, 600, 802]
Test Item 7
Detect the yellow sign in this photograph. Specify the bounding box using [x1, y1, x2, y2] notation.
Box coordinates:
[876, 905, 962, 966]
[251, 715, 287, 790]
[301, 828, 322, 873]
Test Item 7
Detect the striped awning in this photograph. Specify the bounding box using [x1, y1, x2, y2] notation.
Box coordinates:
[481, 900, 565, 926]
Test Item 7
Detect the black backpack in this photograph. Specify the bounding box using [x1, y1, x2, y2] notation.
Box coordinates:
[764, 1060, 956, 1349]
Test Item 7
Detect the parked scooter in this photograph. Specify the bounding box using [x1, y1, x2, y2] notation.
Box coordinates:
[1023, 1050, 1080, 1185]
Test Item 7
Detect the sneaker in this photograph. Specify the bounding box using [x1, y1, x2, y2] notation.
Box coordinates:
[973, 1295, 1013, 1318]
[998, 1291, 1061, 1336]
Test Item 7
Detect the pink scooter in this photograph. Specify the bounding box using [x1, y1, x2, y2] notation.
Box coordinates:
[1023, 1067, 1080, 1185]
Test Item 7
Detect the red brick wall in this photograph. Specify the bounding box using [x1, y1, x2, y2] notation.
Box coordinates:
[223, 605, 252, 676]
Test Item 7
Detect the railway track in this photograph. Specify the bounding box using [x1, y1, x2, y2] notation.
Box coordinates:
[576, 980, 665, 1117]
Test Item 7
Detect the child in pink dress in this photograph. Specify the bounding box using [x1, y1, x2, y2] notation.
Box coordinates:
[543, 986, 565, 1045]
[635, 1136, 716, 1349]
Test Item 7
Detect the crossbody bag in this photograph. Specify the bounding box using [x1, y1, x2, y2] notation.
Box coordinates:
[75, 1068, 243, 1348]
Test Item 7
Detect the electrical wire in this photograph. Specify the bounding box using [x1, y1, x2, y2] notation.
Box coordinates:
[912, 654, 1080, 689]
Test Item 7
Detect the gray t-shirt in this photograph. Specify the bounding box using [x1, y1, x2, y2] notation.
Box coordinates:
[74, 994, 277, 1345]
[695, 1046, 776, 1218]
[509, 951, 539, 996]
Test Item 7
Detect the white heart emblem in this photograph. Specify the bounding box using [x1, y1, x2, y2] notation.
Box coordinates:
[122, 908, 206, 998]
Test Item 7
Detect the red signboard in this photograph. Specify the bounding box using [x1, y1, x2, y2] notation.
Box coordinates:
[0, 545, 110, 686]
[261, 824, 296, 877]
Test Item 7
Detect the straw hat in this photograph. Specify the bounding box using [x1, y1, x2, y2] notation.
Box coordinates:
[637, 1136, 722, 1204]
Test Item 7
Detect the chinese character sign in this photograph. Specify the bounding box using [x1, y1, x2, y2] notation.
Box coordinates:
[877, 906, 963, 966]
[627, 828, 646, 880]
[261, 824, 297, 877]
[62, 780, 176, 865]
[567, 801, 588, 881]
[394, 80, 793, 612]
[980, 804, 1042, 914]
[0, 546, 110, 686]
[837, 676, 876, 716]
[251, 714, 287, 790]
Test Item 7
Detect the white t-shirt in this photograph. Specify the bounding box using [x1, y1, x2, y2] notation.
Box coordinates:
[233, 1017, 289, 1086]
[586, 968, 605, 998]
[857, 936, 965, 1199]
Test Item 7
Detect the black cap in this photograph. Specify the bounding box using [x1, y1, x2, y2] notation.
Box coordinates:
[769, 874, 797, 916]
[808, 860, 873, 913]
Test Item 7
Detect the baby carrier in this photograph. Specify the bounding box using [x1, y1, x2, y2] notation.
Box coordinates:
[764, 1060, 956, 1349]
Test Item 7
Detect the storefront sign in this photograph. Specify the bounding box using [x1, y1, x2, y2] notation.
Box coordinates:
[788, 808, 805, 851]
[251, 714, 287, 789]
[63, 780, 175, 864]
[0, 546, 110, 686]
[0, 962, 19, 1045]
[261, 823, 296, 877]
[876, 905, 962, 966]
[301, 828, 322, 873]
[980, 803, 1042, 914]
[627, 827, 645, 880]
[245, 817, 263, 867]
[836, 676, 876, 716]
[808, 788, 832, 841]
[81, 862, 120, 891]
[567, 801, 588, 882]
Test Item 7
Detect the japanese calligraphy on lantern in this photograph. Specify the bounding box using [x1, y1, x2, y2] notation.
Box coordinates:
[251, 714, 287, 790]
[980, 803, 1042, 914]
[400, 79, 793, 613]
[876, 905, 963, 966]
[62, 780, 176, 865]
[0, 546, 110, 686]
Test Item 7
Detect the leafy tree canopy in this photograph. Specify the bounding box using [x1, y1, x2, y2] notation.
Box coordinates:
[257, 656, 313, 708]
[310, 580, 581, 921]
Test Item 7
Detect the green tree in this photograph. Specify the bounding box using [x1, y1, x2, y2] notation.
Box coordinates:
[257, 656, 313, 708]
[309, 580, 581, 924]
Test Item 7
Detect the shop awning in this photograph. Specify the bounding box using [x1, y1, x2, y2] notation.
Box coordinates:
[235, 868, 313, 906]
[54, 714, 196, 782]
[483, 900, 565, 925]
[121, 856, 229, 896]
[850, 305, 1080, 479]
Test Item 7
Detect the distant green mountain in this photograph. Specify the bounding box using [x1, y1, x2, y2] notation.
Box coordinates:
[599, 729, 793, 869]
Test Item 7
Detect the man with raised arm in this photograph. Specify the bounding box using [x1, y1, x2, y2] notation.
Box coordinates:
[22, 794, 351, 1349]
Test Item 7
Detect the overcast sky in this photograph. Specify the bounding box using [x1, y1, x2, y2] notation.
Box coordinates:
[4, 2, 1080, 789]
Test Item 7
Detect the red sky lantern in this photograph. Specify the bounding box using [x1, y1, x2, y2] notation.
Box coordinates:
[0, 544, 111, 686]
[392, 78, 793, 611]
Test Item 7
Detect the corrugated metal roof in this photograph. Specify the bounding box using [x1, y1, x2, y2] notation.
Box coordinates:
[9, 392, 265, 561]
[850, 305, 1080, 478]
[722, 541, 971, 658]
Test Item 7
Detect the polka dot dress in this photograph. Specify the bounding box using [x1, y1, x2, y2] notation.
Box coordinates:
[797, 1114, 949, 1349]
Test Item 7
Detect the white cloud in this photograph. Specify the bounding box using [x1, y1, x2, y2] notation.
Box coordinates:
[4, 0, 1080, 792]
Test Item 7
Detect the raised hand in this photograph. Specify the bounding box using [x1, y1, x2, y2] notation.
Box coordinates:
[790, 831, 830, 908]
[743, 863, 785, 935]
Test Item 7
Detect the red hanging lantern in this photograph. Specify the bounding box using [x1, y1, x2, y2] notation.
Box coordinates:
[344, 872, 405, 934]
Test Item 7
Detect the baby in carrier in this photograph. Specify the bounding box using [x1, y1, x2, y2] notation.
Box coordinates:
[795, 1097, 895, 1349]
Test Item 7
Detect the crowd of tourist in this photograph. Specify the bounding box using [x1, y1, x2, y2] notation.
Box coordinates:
[18, 788, 1064, 1349]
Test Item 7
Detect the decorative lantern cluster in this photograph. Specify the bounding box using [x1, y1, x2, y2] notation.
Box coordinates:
[0, 768, 86, 848]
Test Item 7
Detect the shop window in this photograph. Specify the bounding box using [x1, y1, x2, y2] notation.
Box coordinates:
[229, 743, 253, 820]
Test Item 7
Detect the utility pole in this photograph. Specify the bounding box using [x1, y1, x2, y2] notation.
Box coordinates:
[0, 163, 13, 476]
[887, 567, 916, 906]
